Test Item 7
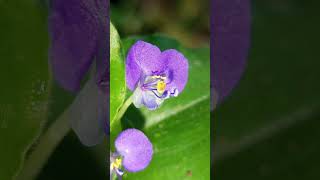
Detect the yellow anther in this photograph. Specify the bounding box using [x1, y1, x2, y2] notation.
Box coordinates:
[157, 81, 166, 94]
[111, 158, 122, 169]
[152, 75, 167, 80]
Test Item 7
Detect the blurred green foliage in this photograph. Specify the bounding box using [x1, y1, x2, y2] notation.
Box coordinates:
[0, 1, 49, 179]
[111, 0, 210, 48]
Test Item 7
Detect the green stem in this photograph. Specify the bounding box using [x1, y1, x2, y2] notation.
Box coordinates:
[111, 96, 133, 131]
[15, 106, 71, 180]
[15, 78, 97, 180]
[16, 90, 132, 180]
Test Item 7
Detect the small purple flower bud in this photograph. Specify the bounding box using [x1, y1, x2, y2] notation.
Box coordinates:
[126, 41, 188, 110]
[114, 128, 153, 173]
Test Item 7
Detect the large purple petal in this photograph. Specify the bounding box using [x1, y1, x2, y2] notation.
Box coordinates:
[94, 0, 109, 94]
[126, 41, 163, 91]
[212, 0, 250, 103]
[115, 129, 153, 172]
[49, 0, 99, 91]
[161, 49, 189, 93]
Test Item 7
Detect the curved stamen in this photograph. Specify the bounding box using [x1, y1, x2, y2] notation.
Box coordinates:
[170, 88, 179, 97]
[142, 79, 158, 87]
[151, 90, 168, 99]
[151, 90, 164, 98]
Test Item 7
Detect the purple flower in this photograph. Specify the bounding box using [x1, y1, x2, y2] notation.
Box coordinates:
[48, 0, 109, 146]
[211, 0, 250, 107]
[111, 129, 153, 178]
[126, 41, 189, 110]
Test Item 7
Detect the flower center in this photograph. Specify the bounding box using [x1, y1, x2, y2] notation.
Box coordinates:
[111, 157, 122, 170]
[110, 154, 124, 178]
[141, 75, 168, 98]
[156, 80, 166, 94]
[132, 74, 180, 110]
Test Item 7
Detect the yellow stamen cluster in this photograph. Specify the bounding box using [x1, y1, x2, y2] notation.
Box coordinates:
[156, 81, 166, 94]
[111, 158, 122, 170]
[152, 76, 167, 94]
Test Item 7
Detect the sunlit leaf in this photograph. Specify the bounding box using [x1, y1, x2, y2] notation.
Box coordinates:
[110, 22, 126, 140]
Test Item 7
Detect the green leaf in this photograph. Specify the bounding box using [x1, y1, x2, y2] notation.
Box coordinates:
[214, 1, 320, 179]
[0, 2, 49, 179]
[110, 22, 126, 137]
[121, 35, 210, 179]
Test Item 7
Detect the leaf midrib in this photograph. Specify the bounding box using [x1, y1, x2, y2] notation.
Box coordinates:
[145, 94, 210, 129]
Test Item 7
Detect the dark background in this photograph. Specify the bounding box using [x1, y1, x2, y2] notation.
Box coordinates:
[213, 0, 320, 179]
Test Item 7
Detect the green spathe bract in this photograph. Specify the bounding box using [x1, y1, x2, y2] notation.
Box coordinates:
[110, 22, 126, 140]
